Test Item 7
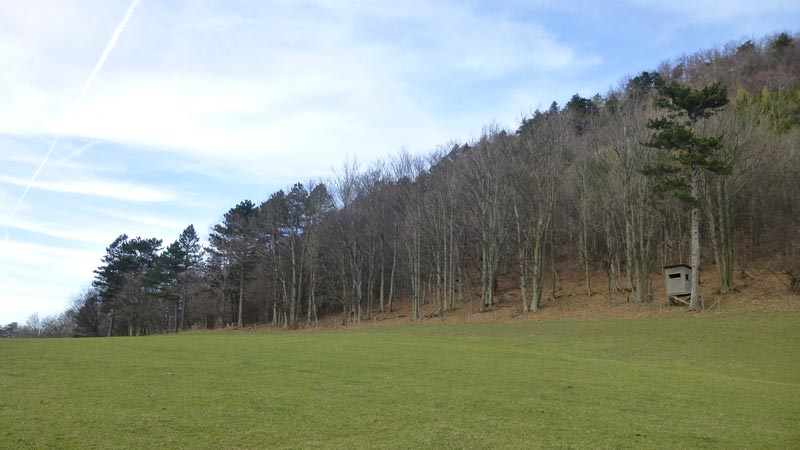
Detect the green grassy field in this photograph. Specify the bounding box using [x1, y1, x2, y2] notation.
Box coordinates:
[1, 311, 799, 449]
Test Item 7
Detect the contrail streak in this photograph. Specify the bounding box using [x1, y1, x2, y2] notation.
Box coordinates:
[63, 140, 102, 162]
[10, 0, 143, 218]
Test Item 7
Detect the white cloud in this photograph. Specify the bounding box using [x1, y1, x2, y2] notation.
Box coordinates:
[0, 239, 99, 323]
[0, 240, 98, 277]
[0, 216, 113, 244]
[0, 207, 187, 246]
[0, 0, 595, 177]
[0, 173, 176, 203]
[89, 208, 193, 234]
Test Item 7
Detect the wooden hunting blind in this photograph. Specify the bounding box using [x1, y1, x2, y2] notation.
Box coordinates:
[663, 264, 691, 304]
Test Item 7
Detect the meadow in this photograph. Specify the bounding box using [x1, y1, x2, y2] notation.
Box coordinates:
[1, 311, 798, 449]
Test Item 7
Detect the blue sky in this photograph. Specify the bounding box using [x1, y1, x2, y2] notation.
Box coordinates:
[1, 0, 798, 325]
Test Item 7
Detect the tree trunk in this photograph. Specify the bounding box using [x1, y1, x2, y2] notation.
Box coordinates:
[388, 249, 396, 313]
[237, 268, 244, 328]
[174, 296, 180, 333]
[531, 232, 545, 312]
[689, 169, 703, 310]
[107, 309, 115, 337]
[580, 172, 592, 296]
[513, 203, 530, 312]
[549, 226, 558, 301]
[624, 207, 635, 294]
[289, 241, 297, 325]
[366, 241, 375, 320]
[708, 176, 733, 294]
[379, 240, 385, 313]
[306, 269, 315, 326]
[448, 213, 456, 311]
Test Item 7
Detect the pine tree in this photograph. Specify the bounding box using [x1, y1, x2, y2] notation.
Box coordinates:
[207, 201, 259, 327]
[93, 235, 163, 335]
[160, 225, 204, 331]
[643, 80, 729, 310]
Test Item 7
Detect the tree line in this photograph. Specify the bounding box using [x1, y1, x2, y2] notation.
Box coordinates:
[4, 33, 799, 337]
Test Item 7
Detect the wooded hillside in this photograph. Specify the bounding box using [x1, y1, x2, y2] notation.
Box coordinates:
[7, 33, 798, 338]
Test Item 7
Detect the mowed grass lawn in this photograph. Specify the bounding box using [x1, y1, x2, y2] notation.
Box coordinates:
[1, 312, 799, 449]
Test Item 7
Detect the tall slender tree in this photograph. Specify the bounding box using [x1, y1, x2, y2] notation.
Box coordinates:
[643, 80, 729, 310]
[208, 201, 259, 327]
[160, 225, 204, 331]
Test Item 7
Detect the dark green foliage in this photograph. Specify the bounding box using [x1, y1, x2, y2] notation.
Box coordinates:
[737, 40, 756, 54]
[626, 71, 663, 101]
[93, 235, 163, 306]
[516, 104, 561, 136]
[92, 235, 164, 335]
[158, 225, 204, 331]
[206, 200, 260, 326]
[260, 190, 288, 234]
[208, 201, 259, 260]
[159, 226, 203, 292]
[162, 225, 203, 275]
[653, 81, 728, 121]
[0, 322, 20, 338]
[643, 81, 730, 205]
[604, 92, 620, 113]
[91, 228, 203, 335]
[771, 32, 793, 52]
[565, 94, 599, 134]
[308, 183, 335, 220]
